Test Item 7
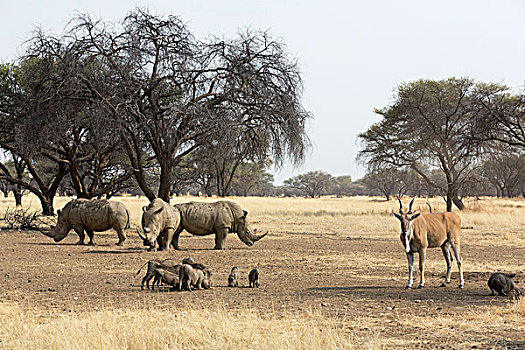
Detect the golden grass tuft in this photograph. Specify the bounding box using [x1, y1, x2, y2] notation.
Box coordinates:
[0, 302, 382, 350]
[510, 297, 525, 316]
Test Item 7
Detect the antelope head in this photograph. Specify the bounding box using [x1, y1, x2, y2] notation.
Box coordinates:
[392, 197, 421, 253]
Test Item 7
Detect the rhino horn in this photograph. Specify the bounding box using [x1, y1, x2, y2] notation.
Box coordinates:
[135, 228, 147, 241]
[37, 227, 55, 238]
[251, 230, 268, 242]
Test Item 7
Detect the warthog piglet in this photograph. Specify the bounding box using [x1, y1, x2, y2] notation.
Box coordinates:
[228, 266, 240, 287]
[248, 268, 259, 288]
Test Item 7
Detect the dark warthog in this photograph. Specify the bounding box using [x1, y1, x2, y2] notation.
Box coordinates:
[39, 199, 130, 246]
[248, 268, 259, 288]
[488, 273, 524, 298]
[136, 259, 182, 290]
[138, 198, 181, 251]
[136, 257, 209, 290]
[179, 264, 211, 291]
[228, 266, 240, 287]
[170, 201, 268, 250]
[152, 268, 180, 291]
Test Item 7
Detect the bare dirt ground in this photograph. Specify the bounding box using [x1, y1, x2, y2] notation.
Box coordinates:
[1, 225, 524, 349]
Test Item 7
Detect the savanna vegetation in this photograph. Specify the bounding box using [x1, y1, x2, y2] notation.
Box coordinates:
[0, 195, 524, 349]
[1, 7, 525, 350]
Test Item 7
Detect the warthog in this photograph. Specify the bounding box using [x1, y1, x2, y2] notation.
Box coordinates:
[170, 201, 268, 250]
[152, 268, 180, 291]
[488, 273, 524, 298]
[228, 266, 240, 287]
[248, 268, 259, 288]
[182, 257, 196, 264]
[137, 198, 181, 251]
[136, 257, 209, 290]
[136, 259, 182, 290]
[39, 199, 130, 246]
[178, 264, 211, 291]
[393, 198, 464, 289]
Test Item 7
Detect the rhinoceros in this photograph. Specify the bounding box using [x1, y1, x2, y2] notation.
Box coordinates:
[137, 198, 181, 251]
[39, 199, 130, 245]
[138, 200, 267, 250]
[174, 200, 267, 250]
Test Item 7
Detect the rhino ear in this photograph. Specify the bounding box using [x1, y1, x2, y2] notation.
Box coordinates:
[243, 210, 248, 218]
[142, 206, 147, 212]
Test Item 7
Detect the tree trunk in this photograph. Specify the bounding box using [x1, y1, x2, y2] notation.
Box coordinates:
[123, 135, 156, 201]
[38, 194, 55, 216]
[13, 186, 22, 206]
[157, 165, 173, 202]
[445, 196, 453, 212]
[452, 195, 465, 210]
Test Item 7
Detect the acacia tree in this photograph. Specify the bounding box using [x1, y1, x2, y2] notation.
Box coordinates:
[0, 62, 70, 214]
[0, 57, 132, 214]
[27, 9, 310, 202]
[481, 154, 525, 197]
[190, 120, 272, 197]
[358, 78, 486, 211]
[359, 167, 418, 200]
[284, 170, 333, 198]
[231, 161, 274, 197]
[471, 84, 525, 148]
[0, 153, 27, 205]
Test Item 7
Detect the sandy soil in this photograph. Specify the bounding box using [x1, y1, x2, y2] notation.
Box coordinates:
[1, 228, 524, 348]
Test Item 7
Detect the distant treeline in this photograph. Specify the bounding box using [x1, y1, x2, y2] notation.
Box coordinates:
[1, 11, 524, 214]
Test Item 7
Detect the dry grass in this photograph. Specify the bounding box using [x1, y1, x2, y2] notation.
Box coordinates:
[0, 302, 381, 350]
[1, 194, 525, 349]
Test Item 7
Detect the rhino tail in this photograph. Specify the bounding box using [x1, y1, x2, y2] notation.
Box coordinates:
[125, 209, 131, 230]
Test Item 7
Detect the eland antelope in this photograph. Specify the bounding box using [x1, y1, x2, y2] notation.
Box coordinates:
[393, 198, 464, 289]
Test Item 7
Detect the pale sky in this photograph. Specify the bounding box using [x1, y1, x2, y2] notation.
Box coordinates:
[1, 0, 525, 184]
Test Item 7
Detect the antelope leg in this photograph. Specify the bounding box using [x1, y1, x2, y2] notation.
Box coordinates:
[405, 252, 414, 289]
[418, 249, 426, 289]
[440, 242, 452, 286]
[449, 240, 464, 288]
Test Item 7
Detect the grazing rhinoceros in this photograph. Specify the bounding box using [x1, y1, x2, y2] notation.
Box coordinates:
[137, 198, 181, 251]
[173, 201, 267, 250]
[138, 200, 267, 250]
[39, 199, 130, 245]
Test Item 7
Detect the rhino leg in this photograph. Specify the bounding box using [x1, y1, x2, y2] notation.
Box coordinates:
[86, 229, 96, 246]
[170, 227, 184, 250]
[213, 228, 228, 250]
[115, 228, 127, 246]
[73, 226, 86, 245]
[156, 229, 172, 251]
[160, 228, 175, 251]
